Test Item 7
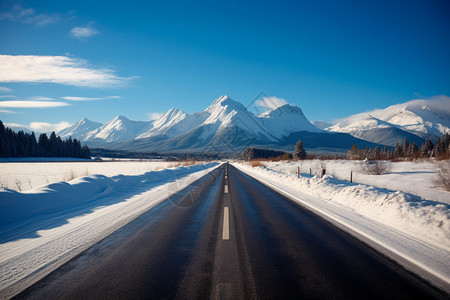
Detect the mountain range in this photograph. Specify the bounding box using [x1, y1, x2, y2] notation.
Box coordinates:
[325, 96, 450, 146]
[57, 95, 450, 153]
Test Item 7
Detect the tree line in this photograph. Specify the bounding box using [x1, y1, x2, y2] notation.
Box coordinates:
[347, 134, 450, 160]
[0, 121, 91, 159]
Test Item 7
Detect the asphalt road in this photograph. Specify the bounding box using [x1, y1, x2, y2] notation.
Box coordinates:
[15, 164, 447, 299]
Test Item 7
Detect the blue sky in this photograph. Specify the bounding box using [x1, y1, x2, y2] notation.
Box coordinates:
[1, 0, 449, 132]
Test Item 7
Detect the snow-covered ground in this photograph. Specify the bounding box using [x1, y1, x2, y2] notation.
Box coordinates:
[263, 159, 450, 204]
[0, 162, 220, 298]
[0, 160, 190, 192]
[233, 161, 450, 292]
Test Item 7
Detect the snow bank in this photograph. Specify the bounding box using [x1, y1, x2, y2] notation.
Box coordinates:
[0, 162, 220, 298]
[0, 160, 181, 192]
[263, 160, 450, 205]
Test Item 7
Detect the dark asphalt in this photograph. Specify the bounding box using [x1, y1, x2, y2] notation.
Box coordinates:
[14, 164, 447, 299]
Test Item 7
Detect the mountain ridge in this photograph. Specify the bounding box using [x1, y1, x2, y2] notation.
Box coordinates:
[56, 95, 449, 153]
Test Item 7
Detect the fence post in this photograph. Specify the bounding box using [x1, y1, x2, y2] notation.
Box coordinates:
[321, 169, 326, 178]
[350, 171, 353, 183]
[309, 168, 311, 175]
[297, 166, 300, 178]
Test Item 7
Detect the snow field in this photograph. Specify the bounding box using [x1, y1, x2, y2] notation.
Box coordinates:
[0, 162, 220, 298]
[263, 159, 450, 205]
[0, 160, 193, 192]
[233, 162, 450, 291]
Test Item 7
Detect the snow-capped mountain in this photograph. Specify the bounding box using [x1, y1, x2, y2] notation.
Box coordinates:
[312, 120, 332, 130]
[57, 118, 102, 140]
[327, 96, 450, 145]
[136, 108, 209, 139]
[199, 95, 279, 142]
[62, 95, 388, 152]
[260, 104, 322, 137]
[327, 115, 424, 146]
[84, 115, 153, 143]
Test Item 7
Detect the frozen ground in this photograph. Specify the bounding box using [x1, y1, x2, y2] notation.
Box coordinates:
[0, 162, 220, 298]
[233, 161, 450, 292]
[0, 159, 190, 192]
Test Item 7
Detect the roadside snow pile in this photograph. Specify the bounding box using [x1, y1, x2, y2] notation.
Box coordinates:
[235, 163, 450, 251]
[0, 162, 220, 298]
[263, 160, 450, 204]
[0, 160, 181, 192]
[0, 163, 216, 227]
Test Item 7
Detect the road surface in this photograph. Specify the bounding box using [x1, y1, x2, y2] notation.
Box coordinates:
[15, 164, 447, 299]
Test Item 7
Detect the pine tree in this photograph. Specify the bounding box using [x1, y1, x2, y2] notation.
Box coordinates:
[293, 140, 307, 160]
[402, 139, 410, 156]
[394, 142, 403, 158]
[38, 133, 49, 157]
[433, 137, 445, 158]
[420, 139, 433, 157]
[0, 121, 6, 157]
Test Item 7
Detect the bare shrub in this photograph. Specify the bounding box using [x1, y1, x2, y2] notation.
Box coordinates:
[181, 160, 197, 167]
[436, 161, 450, 191]
[65, 169, 76, 181]
[249, 160, 265, 168]
[14, 178, 22, 192]
[360, 160, 392, 175]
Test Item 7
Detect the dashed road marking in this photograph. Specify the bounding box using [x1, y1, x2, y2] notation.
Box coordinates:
[224, 185, 228, 193]
[222, 207, 229, 240]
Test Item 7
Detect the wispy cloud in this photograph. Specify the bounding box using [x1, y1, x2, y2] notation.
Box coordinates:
[70, 22, 99, 40]
[5, 121, 71, 133]
[0, 55, 132, 88]
[0, 86, 13, 92]
[29, 121, 71, 133]
[147, 112, 164, 121]
[62, 96, 103, 101]
[255, 96, 288, 110]
[28, 96, 55, 101]
[0, 100, 69, 108]
[0, 5, 59, 26]
[0, 95, 16, 99]
[0, 109, 16, 114]
[62, 95, 121, 101]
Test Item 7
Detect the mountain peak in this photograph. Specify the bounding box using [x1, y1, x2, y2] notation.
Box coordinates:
[206, 95, 246, 113]
[112, 115, 129, 121]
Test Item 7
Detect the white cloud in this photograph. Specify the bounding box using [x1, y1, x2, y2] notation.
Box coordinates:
[255, 96, 288, 110]
[4, 123, 30, 132]
[4, 121, 71, 133]
[147, 112, 163, 120]
[0, 55, 131, 88]
[0, 109, 15, 114]
[0, 87, 13, 92]
[62, 95, 120, 101]
[0, 5, 59, 26]
[28, 96, 55, 101]
[0, 95, 16, 99]
[29, 121, 71, 133]
[70, 22, 99, 40]
[0, 101, 69, 108]
[62, 96, 103, 101]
